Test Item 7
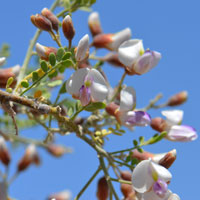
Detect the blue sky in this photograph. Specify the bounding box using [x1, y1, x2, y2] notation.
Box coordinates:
[0, 0, 200, 199]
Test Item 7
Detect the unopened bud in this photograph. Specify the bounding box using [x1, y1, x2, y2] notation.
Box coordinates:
[105, 103, 119, 116]
[167, 91, 188, 106]
[41, 8, 59, 32]
[88, 12, 102, 37]
[151, 117, 167, 132]
[0, 57, 6, 66]
[31, 14, 52, 31]
[47, 145, 67, 157]
[96, 176, 109, 200]
[92, 28, 131, 51]
[62, 15, 75, 42]
[159, 149, 177, 169]
[120, 171, 135, 199]
[103, 52, 124, 68]
[131, 149, 153, 161]
[48, 190, 71, 200]
[0, 65, 20, 88]
[17, 144, 40, 172]
[75, 34, 89, 62]
[35, 43, 57, 61]
[0, 137, 10, 166]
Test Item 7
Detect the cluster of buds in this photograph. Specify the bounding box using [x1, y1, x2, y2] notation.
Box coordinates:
[31, 8, 59, 32]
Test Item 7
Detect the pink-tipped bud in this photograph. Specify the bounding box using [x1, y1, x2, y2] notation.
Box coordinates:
[0, 137, 11, 166]
[0, 65, 20, 88]
[75, 34, 89, 62]
[35, 43, 57, 61]
[167, 91, 188, 106]
[105, 103, 119, 117]
[62, 15, 75, 42]
[131, 149, 154, 161]
[159, 149, 177, 169]
[31, 14, 52, 32]
[48, 190, 71, 200]
[151, 117, 168, 132]
[120, 171, 136, 199]
[92, 28, 131, 51]
[41, 8, 59, 32]
[103, 52, 124, 68]
[0, 57, 6, 66]
[88, 12, 102, 37]
[96, 177, 109, 200]
[17, 144, 40, 172]
[47, 145, 67, 157]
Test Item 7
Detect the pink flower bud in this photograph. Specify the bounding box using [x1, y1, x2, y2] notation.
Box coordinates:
[0, 65, 20, 88]
[35, 43, 57, 61]
[62, 15, 75, 42]
[47, 144, 67, 157]
[167, 91, 188, 106]
[88, 12, 102, 37]
[159, 149, 177, 169]
[31, 14, 52, 32]
[96, 176, 109, 200]
[0, 137, 11, 166]
[17, 144, 40, 172]
[151, 117, 168, 132]
[92, 28, 131, 51]
[105, 103, 119, 116]
[48, 190, 71, 200]
[41, 8, 59, 32]
[103, 52, 124, 68]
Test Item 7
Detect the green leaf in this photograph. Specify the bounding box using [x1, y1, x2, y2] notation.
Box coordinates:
[56, 48, 65, 61]
[61, 59, 73, 68]
[32, 71, 39, 82]
[48, 70, 58, 79]
[89, 0, 96, 5]
[47, 80, 62, 87]
[133, 140, 138, 147]
[49, 53, 56, 66]
[40, 60, 48, 72]
[79, 6, 91, 12]
[21, 80, 29, 88]
[62, 52, 72, 60]
[85, 102, 106, 112]
[59, 82, 67, 94]
[67, 107, 74, 117]
[148, 131, 167, 144]
[58, 65, 66, 73]
[6, 77, 14, 88]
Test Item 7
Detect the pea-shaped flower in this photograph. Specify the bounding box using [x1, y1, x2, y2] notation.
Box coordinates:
[118, 39, 161, 75]
[132, 160, 180, 200]
[66, 68, 108, 106]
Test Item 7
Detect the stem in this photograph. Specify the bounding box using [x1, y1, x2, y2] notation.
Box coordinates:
[15, 0, 60, 91]
[70, 106, 86, 121]
[68, 40, 72, 50]
[49, 30, 62, 47]
[74, 167, 101, 200]
[98, 155, 119, 200]
[8, 171, 19, 185]
[110, 178, 132, 185]
[110, 71, 126, 102]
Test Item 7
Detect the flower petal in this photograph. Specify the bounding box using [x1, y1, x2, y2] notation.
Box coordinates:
[118, 39, 144, 67]
[161, 110, 184, 126]
[141, 189, 172, 200]
[88, 69, 108, 102]
[79, 85, 91, 106]
[134, 50, 161, 75]
[120, 86, 136, 111]
[66, 68, 89, 96]
[168, 193, 180, 200]
[75, 34, 89, 62]
[108, 28, 132, 51]
[150, 161, 172, 183]
[132, 160, 155, 193]
[0, 57, 6, 66]
[167, 125, 197, 142]
[119, 111, 151, 127]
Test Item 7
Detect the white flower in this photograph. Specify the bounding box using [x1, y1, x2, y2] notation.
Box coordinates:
[66, 68, 108, 106]
[0, 57, 6, 66]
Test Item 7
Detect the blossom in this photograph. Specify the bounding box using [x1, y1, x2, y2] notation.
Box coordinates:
[92, 28, 131, 51]
[132, 160, 180, 200]
[88, 12, 102, 37]
[162, 110, 197, 142]
[118, 39, 161, 75]
[66, 68, 108, 106]
[62, 15, 75, 41]
[116, 86, 151, 127]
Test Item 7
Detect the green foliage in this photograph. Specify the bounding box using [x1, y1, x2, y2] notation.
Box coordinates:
[85, 102, 106, 112]
[40, 60, 49, 72]
[0, 43, 10, 57]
